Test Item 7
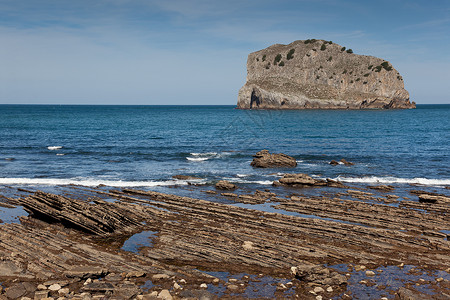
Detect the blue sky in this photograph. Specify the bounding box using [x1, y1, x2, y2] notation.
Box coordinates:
[0, 0, 449, 104]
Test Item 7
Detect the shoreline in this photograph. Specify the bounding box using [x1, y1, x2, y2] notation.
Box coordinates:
[0, 177, 449, 299]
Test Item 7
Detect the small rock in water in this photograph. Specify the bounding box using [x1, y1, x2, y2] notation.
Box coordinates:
[200, 283, 208, 289]
[173, 282, 181, 290]
[354, 265, 366, 271]
[326, 287, 333, 292]
[152, 273, 170, 280]
[365, 270, 376, 277]
[212, 278, 220, 284]
[227, 284, 239, 291]
[215, 180, 237, 190]
[179, 279, 187, 284]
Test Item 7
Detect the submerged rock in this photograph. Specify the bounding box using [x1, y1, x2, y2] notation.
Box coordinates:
[250, 150, 297, 168]
[238, 39, 415, 109]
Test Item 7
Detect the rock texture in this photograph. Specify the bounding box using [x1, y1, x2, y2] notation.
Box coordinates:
[237, 39, 415, 109]
[250, 150, 297, 168]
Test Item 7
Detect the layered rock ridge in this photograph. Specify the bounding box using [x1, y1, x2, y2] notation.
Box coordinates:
[237, 39, 415, 109]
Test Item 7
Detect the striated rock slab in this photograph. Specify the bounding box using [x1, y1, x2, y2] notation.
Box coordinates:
[250, 150, 297, 168]
[238, 39, 415, 110]
[18, 191, 143, 235]
[274, 173, 346, 188]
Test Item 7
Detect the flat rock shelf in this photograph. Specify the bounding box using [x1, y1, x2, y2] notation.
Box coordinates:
[0, 182, 449, 299]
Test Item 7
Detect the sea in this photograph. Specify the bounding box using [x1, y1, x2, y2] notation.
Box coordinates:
[0, 104, 449, 194]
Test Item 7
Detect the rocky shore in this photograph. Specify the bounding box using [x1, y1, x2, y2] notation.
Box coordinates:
[0, 160, 449, 299]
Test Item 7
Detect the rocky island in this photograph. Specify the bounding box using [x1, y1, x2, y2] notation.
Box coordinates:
[237, 39, 416, 109]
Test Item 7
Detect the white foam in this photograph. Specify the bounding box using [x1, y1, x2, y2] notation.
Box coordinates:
[236, 174, 249, 178]
[337, 176, 450, 186]
[56, 153, 65, 156]
[0, 178, 191, 187]
[47, 146, 62, 150]
[226, 178, 273, 185]
[186, 157, 209, 161]
[190, 152, 217, 156]
[296, 160, 304, 163]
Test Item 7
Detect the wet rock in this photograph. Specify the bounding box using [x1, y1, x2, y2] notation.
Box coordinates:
[365, 270, 375, 277]
[200, 283, 208, 289]
[82, 282, 114, 293]
[250, 150, 297, 168]
[329, 160, 339, 166]
[64, 266, 109, 280]
[291, 264, 347, 286]
[330, 159, 354, 166]
[221, 192, 237, 197]
[215, 180, 237, 190]
[226, 284, 239, 291]
[326, 178, 347, 188]
[172, 175, 202, 180]
[368, 185, 395, 192]
[418, 194, 450, 204]
[313, 286, 324, 293]
[157, 289, 173, 300]
[278, 173, 316, 186]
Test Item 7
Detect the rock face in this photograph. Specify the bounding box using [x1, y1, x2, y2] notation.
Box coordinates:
[237, 39, 415, 109]
[250, 150, 297, 168]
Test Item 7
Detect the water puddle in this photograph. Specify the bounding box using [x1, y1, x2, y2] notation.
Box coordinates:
[201, 271, 293, 298]
[329, 264, 450, 299]
[121, 230, 157, 253]
[0, 206, 28, 224]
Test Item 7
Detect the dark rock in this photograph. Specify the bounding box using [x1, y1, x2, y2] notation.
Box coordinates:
[329, 160, 339, 166]
[82, 282, 114, 292]
[418, 194, 450, 204]
[179, 289, 214, 300]
[172, 175, 202, 180]
[340, 159, 354, 165]
[215, 180, 237, 190]
[250, 150, 297, 168]
[330, 159, 354, 166]
[368, 185, 394, 192]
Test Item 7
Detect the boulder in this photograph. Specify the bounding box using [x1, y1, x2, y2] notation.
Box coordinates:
[215, 180, 237, 190]
[291, 264, 347, 286]
[64, 265, 109, 279]
[418, 194, 450, 204]
[250, 150, 297, 168]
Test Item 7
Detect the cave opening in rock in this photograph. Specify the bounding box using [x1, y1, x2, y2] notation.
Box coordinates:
[250, 90, 260, 108]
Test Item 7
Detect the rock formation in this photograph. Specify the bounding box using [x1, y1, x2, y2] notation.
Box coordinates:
[250, 150, 297, 168]
[237, 39, 415, 109]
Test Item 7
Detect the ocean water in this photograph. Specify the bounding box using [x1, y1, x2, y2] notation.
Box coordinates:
[0, 104, 448, 190]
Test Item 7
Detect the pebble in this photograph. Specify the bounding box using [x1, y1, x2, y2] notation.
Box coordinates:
[149, 291, 158, 297]
[37, 284, 47, 290]
[200, 283, 208, 289]
[354, 265, 366, 271]
[436, 277, 444, 282]
[227, 284, 239, 291]
[365, 270, 376, 276]
[228, 278, 238, 283]
[179, 279, 187, 284]
[84, 278, 92, 285]
[48, 283, 62, 291]
[212, 278, 220, 284]
[158, 289, 173, 300]
[58, 288, 70, 296]
[316, 296, 323, 300]
[286, 282, 293, 287]
[173, 282, 181, 290]
[152, 274, 170, 280]
[313, 287, 324, 293]
[381, 298, 388, 300]
[326, 287, 333, 292]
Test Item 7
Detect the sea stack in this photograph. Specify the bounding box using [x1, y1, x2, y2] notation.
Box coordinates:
[237, 39, 415, 109]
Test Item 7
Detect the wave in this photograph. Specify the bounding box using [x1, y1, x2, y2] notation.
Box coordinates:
[186, 157, 209, 161]
[190, 152, 217, 156]
[0, 178, 194, 187]
[224, 178, 273, 185]
[337, 176, 450, 186]
[47, 146, 62, 150]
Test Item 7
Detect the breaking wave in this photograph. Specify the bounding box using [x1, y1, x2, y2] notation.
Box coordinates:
[336, 176, 450, 186]
[0, 178, 193, 187]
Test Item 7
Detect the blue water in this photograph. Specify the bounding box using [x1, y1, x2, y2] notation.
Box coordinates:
[0, 104, 448, 189]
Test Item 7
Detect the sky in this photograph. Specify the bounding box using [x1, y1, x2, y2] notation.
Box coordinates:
[0, 0, 449, 105]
